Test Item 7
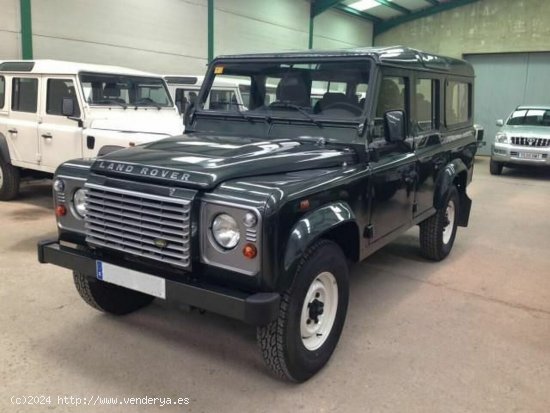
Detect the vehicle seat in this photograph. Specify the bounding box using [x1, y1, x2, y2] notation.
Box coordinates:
[376, 79, 403, 117]
[273, 73, 310, 108]
[103, 82, 124, 102]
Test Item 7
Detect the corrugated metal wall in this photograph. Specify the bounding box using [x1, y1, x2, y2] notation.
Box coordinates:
[465, 52, 550, 155]
[0, 0, 373, 74]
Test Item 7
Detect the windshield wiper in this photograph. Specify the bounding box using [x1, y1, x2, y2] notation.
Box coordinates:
[208, 101, 270, 123]
[268, 102, 322, 128]
[95, 99, 128, 109]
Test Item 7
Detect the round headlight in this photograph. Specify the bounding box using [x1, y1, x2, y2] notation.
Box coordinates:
[212, 213, 240, 249]
[73, 188, 88, 218]
[53, 179, 65, 192]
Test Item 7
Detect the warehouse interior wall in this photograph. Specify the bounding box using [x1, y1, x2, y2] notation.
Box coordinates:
[374, 0, 550, 58]
[0, 0, 21, 59]
[0, 0, 373, 74]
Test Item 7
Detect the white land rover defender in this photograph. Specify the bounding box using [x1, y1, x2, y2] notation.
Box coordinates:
[0, 60, 184, 200]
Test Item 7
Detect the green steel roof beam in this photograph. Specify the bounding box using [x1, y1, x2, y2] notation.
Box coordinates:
[20, 0, 33, 59]
[312, 0, 345, 17]
[207, 0, 214, 62]
[375, 0, 410, 14]
[375, 0, 480, 36]
[335, 4, 383, 23]
[424, 0, 440, 5]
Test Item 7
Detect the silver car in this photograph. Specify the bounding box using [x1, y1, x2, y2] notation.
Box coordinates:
[490, 106, 550, 175]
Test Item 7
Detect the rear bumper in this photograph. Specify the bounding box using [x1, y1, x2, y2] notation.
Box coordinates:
[37, 240, 280, 326]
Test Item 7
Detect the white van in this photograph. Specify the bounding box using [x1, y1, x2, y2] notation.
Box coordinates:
[0, 60, 184, 200]
[164, 75, 247, 115]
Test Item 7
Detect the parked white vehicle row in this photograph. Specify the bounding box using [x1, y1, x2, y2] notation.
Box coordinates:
[0, 60, 184, 200]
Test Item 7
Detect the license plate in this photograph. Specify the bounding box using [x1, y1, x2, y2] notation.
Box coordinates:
[518, 152, 542, 159]
[96, 261, 166, 299]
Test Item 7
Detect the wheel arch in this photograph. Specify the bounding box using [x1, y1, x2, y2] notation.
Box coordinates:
[434, 158, 472, 227]
[0, 133, 12, 163]
[280, 202, 359, 290]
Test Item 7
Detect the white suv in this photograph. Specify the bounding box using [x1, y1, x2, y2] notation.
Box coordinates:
[0, 60, 184, 200]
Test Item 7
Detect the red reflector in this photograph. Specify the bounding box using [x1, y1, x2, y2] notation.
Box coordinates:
[55, 205, 67, 217]
[299, 199, 310, 210]
[243, 243, 257, 259]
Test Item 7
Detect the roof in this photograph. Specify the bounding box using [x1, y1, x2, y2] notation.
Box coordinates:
[312, 0, 481, 37]
[214, 46, 474, 77]
[0, 59, 162, 77]
[516, 106, 550, 111]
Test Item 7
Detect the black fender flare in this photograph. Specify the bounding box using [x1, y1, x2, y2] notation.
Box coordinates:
[0, 133, 11, 163]
[433, 158, 471, 227]
[281, 201, 358, 287]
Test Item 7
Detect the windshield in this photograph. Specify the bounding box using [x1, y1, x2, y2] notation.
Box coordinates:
[507, 109, 550, 126]
[79, 72, 173, 108]
[200, 59, 371, 121]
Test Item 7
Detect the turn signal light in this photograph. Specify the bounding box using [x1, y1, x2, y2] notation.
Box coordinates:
[55, 205, 67, 217]
[242, 243, 257, 259]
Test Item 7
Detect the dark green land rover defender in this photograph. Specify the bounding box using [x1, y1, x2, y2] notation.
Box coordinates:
[38, 47, 477, 382]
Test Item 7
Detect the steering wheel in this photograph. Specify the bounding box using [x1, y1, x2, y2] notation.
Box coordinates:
[322, 102, 363, 115]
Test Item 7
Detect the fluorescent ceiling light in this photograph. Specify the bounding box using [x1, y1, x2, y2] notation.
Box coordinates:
[348, 0, 381, 11]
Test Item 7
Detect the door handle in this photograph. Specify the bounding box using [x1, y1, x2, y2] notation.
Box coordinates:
[41, 133, 53, 139]
[8, 129, 17, 134]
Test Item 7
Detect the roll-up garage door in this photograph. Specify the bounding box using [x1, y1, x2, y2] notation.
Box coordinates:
[464, 52, 550, 155]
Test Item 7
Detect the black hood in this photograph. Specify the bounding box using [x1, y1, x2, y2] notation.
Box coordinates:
[91, 134, 357, 189]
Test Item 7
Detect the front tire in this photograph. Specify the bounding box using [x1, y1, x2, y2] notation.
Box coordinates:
[257, 240, 349, 382]
[489, 159, 503, 175]
[0, 158, 20, 201]
[73, 271, 155, 315]
[419, 186, 459, 261]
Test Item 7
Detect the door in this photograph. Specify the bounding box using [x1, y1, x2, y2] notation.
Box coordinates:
[412, 76, 445, 217]
[465, 52, 550, 155]
[4, 76, 40, 166]
[368, 72, 416, 242]
[38, 76, 83, 170]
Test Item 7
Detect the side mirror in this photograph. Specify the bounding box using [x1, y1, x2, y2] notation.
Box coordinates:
[62, 97, 75, 117]
[496, 119, 504, 127]
[384, 110, 406, 143]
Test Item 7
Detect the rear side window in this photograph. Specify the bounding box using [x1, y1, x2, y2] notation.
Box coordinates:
[0, 76, 5, 109]
[12, 77, 38, 113]
[47, 78, 81, 117]
[445, 80, 470, 127]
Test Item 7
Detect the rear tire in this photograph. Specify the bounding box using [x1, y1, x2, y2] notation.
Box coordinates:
[73, 271, 154, 315]
[419, 186, 459, 261]
[257, 240, 349, 382]
[0, 158, 20, 201]
[489, 159, 503, 175]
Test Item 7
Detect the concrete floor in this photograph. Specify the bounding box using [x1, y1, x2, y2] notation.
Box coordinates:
[1, 157, 549, 413]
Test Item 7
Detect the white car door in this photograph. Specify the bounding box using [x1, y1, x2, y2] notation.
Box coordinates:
[38, 76, 83, 170]
[4, 75, 40, 167]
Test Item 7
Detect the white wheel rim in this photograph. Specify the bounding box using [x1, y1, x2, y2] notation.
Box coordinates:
[300, 271, 338, 351]
[442, 200, 455, 245]
[0, 166, 3, 187]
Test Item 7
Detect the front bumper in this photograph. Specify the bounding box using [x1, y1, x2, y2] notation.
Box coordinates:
[37, 240, 280, 326]
[491, 143, 550, 166]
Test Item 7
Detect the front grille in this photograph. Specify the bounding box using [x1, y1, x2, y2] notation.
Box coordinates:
[84, 183, 192, 269]
[510, 137, 550, 147]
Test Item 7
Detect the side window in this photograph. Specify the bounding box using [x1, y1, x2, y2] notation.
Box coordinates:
[415, 78, 439, 132]
[46, 79, 81, 117]
[373, 76, 408, 141]
[0, 76, 5, 109]
[12, 77, 38, 113]
[445, 80, 471, 127]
